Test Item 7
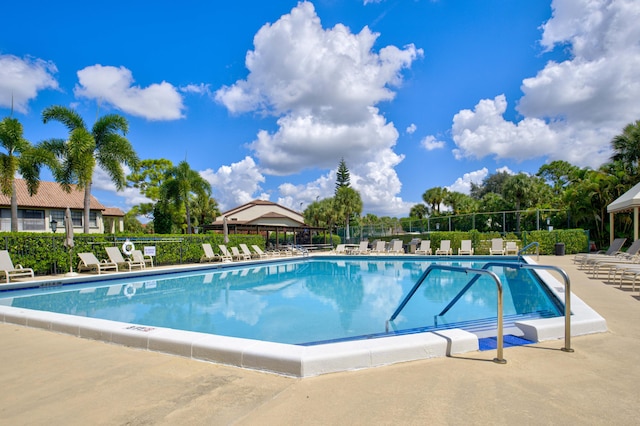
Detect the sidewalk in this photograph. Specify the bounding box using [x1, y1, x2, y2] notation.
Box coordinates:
[0, 255, 638, 425]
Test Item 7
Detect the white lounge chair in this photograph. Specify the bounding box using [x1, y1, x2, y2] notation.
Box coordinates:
[490, 238, 505, 255]
[231, 246, 250, 260]
[77, 252, 118, 274]
[0, 250, 34, 283]
[354, 241, 370, 255]
[573, 237, 627, 265]
[251, 245, 271, 259]
[505, 241, 519, 255]
[435, 240, 452, 255]
[200, 243, 221, 262]
[458, 240, 474, 255]
[332, 244, 348, 255]
[131, 249, 154, 268]
[240, 243, 258, 259]
[106, 246, 145, 271]
[416, 240, 432, 255]
[389, 240, 404, 255]
[217, 245, 234, 262]
[371, 241, 387, 254]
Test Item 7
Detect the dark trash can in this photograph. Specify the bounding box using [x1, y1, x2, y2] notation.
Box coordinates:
[555, 243, 565, 256]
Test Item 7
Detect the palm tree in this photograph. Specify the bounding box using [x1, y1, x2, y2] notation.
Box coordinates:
[161, 160, 211, 234]
[422, 187, 448, 214]
[335, 186, 363, 241]
[42, 106, 138, 233]
[502, 173, 533, 233]
[611, 120, 640, 176]
[0, 117, 49, 231]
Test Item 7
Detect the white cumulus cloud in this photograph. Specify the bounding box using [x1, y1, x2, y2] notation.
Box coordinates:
[0, 54, 58, 113]
[215, 1, 421, 215]
[447, 168, 489, 194]
[438, 0, 640, 169]
[74, 65, 185, 121]
[421, 135, 445, 151]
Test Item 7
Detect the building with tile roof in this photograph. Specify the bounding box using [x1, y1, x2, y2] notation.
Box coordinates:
[0, 179, 123, 234]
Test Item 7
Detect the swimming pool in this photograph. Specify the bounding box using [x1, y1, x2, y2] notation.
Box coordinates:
[0, 255, 607, 377]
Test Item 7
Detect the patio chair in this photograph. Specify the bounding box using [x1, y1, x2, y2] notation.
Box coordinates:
[458, 240, 474, 255]
[105, 246, 144, 271]
[200, 243, 220, 262]
[489, 238, 505, 255]
[371, 241, 387, 254]
[415, 240, 432, 255]
[389, 240, 404, 255]
[77, 252, 118, 274]
[131, 249, 154, 268]
[251, 245, 271, 259]
[435, 240, 452, 255]
[354, 241, 370, 255]
[573, 237, 627, 265]
[332, 244, 348, 255]
[0, 250, 34, 283]
[231, 246, 250, 260]
[217, 245, 234, 262]
[505, 241, 519, 255]
[240, 243, 258, 259]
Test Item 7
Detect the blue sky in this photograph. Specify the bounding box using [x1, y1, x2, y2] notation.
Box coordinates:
[2, 0, 639, 217]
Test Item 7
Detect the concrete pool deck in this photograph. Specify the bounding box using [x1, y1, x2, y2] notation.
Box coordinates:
[0, 255, 638, 424]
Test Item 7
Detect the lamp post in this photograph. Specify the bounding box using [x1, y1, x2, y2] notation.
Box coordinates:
[50, 219, 57, 233]
[50, 219, 57, 274]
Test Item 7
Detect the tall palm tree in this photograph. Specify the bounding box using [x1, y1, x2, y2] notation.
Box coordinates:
[611, 120, 640, 176]
[161, 160, 211, 234]
[335, 186, 363, 241]
[42, 106, 138, 233]
[0, 116, 50, 231]
[502, 173, 533, 233]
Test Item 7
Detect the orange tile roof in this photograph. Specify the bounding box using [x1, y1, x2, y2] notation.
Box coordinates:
[0, 179, 105, 210]
[102, 207, 125, 217]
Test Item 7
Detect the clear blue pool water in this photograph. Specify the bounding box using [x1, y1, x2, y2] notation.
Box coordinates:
[0, 257, 562, 345]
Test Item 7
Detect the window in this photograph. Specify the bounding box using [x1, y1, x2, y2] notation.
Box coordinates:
[50, 210, 65, 228]
[19, 210, 45, 231]
[71, 211, 83, 227]
[89, 211, 98, 228]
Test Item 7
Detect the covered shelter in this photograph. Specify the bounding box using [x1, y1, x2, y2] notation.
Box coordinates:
[607, 181, 640, 244]
[203, 200, 326, 248]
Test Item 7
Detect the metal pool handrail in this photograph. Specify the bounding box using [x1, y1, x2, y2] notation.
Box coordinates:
[518, 241, 540, 260]
[387, 264, 506, 364]
[437, 261, 573, 353]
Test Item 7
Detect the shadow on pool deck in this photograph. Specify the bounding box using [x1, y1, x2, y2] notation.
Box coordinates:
[1, 255, 638, 425]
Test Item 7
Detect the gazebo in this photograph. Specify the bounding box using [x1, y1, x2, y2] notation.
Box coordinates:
[607, 181, 640, 244]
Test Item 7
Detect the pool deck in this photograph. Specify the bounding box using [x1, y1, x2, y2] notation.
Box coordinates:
[1, 255, 638, 425]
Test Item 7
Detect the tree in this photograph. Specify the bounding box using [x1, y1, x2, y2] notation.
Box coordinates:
[42, 106, 138, 233]
[335, 158, 350, 193]
[335, 186, 363, 241]
[422, 187, 448, 214]
[127, 158, 174, 217]
[470, 171, 511, 199]
[0, 117, 41, 231]
[190, 196, 220, 231]
[161, 160, 211, 234]
[502, 173, 535, 233]
[611, 119, 640, 178]
[409, 203, 428, 219]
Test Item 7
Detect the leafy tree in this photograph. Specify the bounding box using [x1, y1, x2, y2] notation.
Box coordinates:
[160, 160, 211, 234]
[42, 106, 138, 233]
[123, 210, 145, 233]
[0, 117, 51, 231]
[502, 173, 534, 233]
[470, 171, 511, 199]
[190, 196, 220, 231]
[335, 186, 363, 240]
[537, 160, 580, 196]
[409, 203, 428, 219]
[422, 187, 448, 214]
[153, 200, 174, 234]
[335, 158, 350, 192]
[611, 119, 640, 178]
[127, 158, 174, 217]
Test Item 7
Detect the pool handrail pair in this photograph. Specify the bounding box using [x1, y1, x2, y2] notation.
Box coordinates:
[387, 260, 573, 364]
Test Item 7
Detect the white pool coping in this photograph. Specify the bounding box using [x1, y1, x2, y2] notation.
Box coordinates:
[0, 256, 607, 377]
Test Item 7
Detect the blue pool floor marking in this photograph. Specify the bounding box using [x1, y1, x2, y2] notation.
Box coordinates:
[478, 335, 535, 351]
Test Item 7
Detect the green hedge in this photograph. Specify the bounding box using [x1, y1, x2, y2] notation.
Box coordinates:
[0, 232, 265, 276]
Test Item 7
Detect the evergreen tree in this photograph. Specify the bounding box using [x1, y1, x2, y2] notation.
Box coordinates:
[335, 158, 350, 193]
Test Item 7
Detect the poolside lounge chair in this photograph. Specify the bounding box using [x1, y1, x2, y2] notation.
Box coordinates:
[389, 240, 404, 255]
[415, 240, 432, 255]
[457, 240, 474, 255]
[435, 240, 452, 255]
[231, 246, 250, 261]
[332, 244, 348, 255]
[505, 241, 519, 255]
[573, 237, 627, 265]
[240, 243, 258, 259]
[200, 243, 221, 263]
[251, 245, 271, 259]
[371, 241, 387, 254]
[490, 238, 505, 255]
[579, 238, 640, 270]
[77, 252, 118, 274]
[106, 246, 145, 271]
[353, 241, 370, 255]
[131, 249, 154, 268]
[0, 250, 34, 283]
[218, 245, 234, 262]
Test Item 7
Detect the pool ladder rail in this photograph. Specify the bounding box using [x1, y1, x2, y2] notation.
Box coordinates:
[386, 261, 573, 364]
